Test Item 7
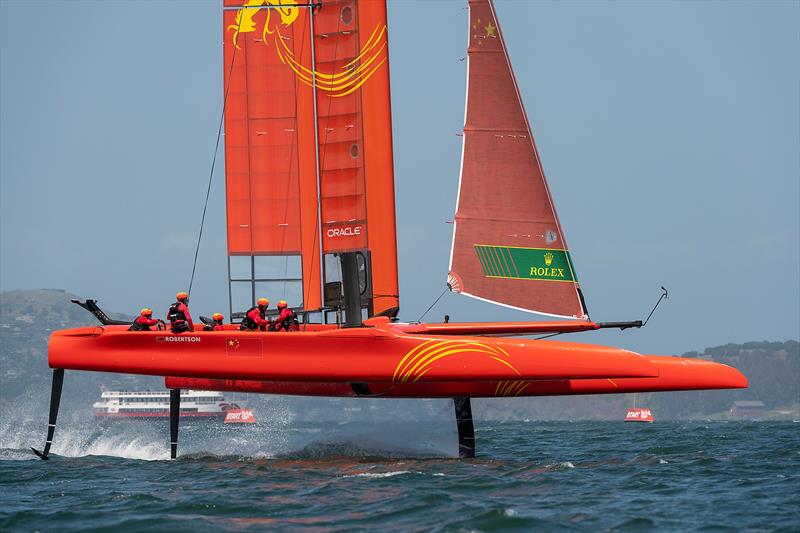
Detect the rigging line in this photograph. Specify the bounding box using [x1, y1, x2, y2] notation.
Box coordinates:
[303, 2, 343, 313]
[188, 11, 243, 298]
[642, 286, 669, 326]
[416, 286, 449, 323]
[535, 332, 564, 340]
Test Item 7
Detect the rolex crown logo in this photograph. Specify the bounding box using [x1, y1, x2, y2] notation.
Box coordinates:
[544, 252, 554, 266]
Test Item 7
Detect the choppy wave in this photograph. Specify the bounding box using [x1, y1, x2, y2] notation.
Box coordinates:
[1, 420, 799, 531]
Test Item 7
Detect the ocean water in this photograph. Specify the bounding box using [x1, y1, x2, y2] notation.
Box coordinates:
[1, 417, 798, 531]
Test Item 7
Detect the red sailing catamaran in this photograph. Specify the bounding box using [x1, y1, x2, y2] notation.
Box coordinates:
[33, 0, 746, 460]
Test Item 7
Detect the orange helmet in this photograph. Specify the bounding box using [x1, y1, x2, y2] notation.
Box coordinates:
[257, 297, 269, 307]
[176, 291, 189, 301]
[277, 300, 288, 309]
[212, 313, 224, 321]
[140, 308, 153, 317]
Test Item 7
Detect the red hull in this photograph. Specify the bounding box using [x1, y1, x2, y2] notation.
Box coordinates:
[165, 355, 745, 399]
[48, 318, 747, 398]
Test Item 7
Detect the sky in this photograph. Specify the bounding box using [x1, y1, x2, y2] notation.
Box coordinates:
[1, 0, 798, 356]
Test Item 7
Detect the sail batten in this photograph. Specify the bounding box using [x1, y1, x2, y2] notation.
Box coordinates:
[449, 0, 586, 319]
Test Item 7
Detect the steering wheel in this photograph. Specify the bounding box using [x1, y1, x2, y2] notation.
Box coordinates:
[156, 319, 166, 331]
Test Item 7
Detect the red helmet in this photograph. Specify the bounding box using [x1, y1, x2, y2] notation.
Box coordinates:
[277, 300, 288, 309]
[176, 291, 189, 301]
[140, 308, 153, 317]
[257, 298, 269, 307]
[212, 313, 224, 321]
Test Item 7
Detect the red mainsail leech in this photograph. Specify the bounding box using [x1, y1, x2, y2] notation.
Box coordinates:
[449, 0, 585, 319]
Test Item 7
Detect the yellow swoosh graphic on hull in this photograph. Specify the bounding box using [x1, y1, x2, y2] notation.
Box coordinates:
[392, 340, 519, 383]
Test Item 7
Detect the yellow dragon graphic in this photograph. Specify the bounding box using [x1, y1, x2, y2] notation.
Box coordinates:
[227, 0, 387, 98]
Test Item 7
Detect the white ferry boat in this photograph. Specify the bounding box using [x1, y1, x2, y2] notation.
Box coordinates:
[93, 389, 253, 422]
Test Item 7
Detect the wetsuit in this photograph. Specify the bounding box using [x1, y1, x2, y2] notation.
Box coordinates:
[129, 316, 158, 331]
[273, 308, 298, 331]
[240, 306, 270, 331]
[168, 301, 194, 333]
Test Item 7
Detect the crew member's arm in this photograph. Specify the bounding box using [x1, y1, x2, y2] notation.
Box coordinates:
[182, 304, 194, 331]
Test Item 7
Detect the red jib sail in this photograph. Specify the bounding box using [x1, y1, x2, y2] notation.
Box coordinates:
[223, 0, 398, 315]
[448, 0, 586, 319]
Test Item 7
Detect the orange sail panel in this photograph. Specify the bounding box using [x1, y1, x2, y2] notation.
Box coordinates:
[312, 0, 399, 314]
[223, 1, 398, 315]
[448, 0, 585, 319]
[223, 2, 323, 309]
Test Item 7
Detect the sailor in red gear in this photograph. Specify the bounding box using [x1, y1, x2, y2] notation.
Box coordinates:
[129, 308, 160, 331]
[168, 292, 194, 333]
[273, 300, 297, 332]
[211, 313, 225, 331]
[240, 298, 270, 331]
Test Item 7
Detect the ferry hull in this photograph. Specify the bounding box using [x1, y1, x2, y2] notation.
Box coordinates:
[95, 412, 226, 419]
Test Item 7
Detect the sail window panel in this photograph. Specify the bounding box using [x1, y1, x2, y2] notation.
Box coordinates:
[230, 281, 254, 314]
[254, 255, 302, 280]
[254, 281, 303, 309]
[229, 256, 252, 280]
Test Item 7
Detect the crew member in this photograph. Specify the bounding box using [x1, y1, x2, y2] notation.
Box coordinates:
[240, 298, 270, 331]
[273, 300, 298, 332]
[211, 313, 225, 331]
[168, 291, 194, 333]
[129, 308, 160, 331]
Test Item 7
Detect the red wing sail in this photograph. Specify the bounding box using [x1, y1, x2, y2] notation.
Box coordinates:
[448, 0, 586, 319]
[223, 1, 398, 315]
